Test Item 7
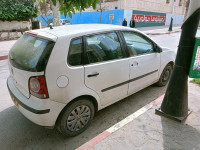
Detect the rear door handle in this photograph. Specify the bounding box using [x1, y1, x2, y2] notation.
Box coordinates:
[87, 73, 99, 77]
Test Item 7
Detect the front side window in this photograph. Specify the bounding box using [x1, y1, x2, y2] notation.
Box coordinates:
[86, 32, 123, 64]
[68, 38, 83, 66]
[122, 31, 154, 57]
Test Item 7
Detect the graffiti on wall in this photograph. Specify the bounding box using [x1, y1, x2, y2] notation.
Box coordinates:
[132, 14, 166, 23]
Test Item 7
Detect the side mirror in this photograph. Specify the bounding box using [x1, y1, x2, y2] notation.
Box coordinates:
[156, 45, 162, 53]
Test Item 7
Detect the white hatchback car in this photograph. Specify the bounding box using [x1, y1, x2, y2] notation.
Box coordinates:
[7, 24, 175, 136]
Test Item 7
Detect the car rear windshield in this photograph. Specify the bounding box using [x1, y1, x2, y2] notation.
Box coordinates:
[9, 34, 55, 72]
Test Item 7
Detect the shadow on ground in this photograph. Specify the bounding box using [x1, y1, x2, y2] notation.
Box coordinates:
[161, 116, 200, 149]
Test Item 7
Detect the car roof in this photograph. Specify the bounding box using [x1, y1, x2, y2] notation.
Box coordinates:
[34, 24, 138, 38]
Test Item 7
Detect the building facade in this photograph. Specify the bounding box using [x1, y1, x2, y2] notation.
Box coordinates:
[91, 0, 187, 15]
[36, 0, 188, 27]
[87, 0, 188, 27]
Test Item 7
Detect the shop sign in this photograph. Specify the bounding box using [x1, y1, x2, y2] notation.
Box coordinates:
[132, 14, 166, 23]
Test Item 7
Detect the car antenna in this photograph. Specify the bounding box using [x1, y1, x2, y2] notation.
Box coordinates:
[50, 23, 53, 29]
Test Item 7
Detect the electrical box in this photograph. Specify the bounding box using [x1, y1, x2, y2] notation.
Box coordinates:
[189, 38, 200, 78]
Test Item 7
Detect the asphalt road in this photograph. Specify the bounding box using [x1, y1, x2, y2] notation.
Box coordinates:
[150, 29, 200, 52]
[0, 30, 199, 150]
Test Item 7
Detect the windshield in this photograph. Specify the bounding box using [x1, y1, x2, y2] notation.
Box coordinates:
[63, 20, 70, 23]
[9, 34, 55, 72]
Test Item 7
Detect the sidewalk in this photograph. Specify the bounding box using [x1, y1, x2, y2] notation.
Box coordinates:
[143, 26, 181, 35]
[77, 82, 200, 150]
[0, 25, 182, 61]
[0, 40, 16, 60]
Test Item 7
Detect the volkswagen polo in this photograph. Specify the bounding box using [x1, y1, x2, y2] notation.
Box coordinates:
[7, 24, 175, 136]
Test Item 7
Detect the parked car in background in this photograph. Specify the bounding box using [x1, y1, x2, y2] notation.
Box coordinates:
[60, 19, 72, 25]
[7, 24, 175, 137]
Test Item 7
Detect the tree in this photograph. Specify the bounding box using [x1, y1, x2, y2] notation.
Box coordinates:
[99, 0, 103, 24]
[97, 0, 116, 24]
[51, 0, 60, 26]
[38, 0, 98, 26]
[0, 0, 38, 21]
[37, 0, 52, 25]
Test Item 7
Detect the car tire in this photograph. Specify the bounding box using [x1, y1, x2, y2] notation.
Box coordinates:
[156, 64, 172, 87]
[56, 98, 95, 137]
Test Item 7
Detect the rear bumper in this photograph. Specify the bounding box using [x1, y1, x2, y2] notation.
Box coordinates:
[8, 85, 50, 114]
[7, 76, 66, 127]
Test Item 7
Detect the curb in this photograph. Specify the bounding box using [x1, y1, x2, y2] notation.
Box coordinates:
[76, 95, 164, 150]
[0, 55, 8, 61]
[146, 30, 180, 35]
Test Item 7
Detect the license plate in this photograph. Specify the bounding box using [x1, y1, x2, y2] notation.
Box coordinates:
[11, 96, 18, 107]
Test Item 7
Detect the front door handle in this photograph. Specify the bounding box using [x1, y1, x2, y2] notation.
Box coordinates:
[131, 61, 139, 67]
[88, 72, 99, 77]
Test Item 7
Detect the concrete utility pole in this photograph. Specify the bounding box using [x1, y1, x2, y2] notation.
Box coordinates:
[156, 0, 200, 121]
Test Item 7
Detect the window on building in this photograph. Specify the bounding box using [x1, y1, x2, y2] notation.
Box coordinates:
[179, 0, 183, 6]
[86, 32, 123, 64]
[68, 38, 83, 66]
[166, 0, 170, 4]
[122, 31, 154, 57]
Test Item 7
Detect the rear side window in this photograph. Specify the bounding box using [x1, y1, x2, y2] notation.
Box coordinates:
[86, 32, 123, 64]
[9, 34, 55, 72]
[68, 38, 83, 66]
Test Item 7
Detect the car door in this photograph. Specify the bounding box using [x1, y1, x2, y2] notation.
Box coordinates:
[84, 32, 130, 106]
[121, 31, 161, 95]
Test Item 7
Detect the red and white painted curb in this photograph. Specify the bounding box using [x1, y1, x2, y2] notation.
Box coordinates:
[0, 55, 8, 61]
[146, 30, 180, 35]
[76, 95, 164, 150]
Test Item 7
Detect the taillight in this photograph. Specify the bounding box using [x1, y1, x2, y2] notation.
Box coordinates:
[29, 76, 49, 99]
[62, 23, 66, 25]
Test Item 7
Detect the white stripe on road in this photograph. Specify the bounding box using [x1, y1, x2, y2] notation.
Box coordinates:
[107, 104, 153, 133]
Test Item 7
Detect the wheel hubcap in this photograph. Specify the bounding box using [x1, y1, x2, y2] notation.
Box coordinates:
[67, 105, 91, 132]
[162, 69, 170, 82]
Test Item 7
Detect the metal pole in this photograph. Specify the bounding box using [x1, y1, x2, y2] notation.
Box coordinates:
[156, 0, 200, 122]
[168, 17, 173, 31]
[169, 0, 175, 31]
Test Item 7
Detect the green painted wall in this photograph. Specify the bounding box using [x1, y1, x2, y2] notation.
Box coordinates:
[132, 10, 166, 27]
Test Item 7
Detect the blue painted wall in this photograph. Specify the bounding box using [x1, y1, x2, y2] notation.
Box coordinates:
[35, 9, 124, 26]
[35, 15, 53, 26]
[165, 13, 184, 25]
[35, 9, 185, 28]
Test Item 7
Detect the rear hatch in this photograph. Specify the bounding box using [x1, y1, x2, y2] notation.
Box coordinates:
[8, 31, 56, 99]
